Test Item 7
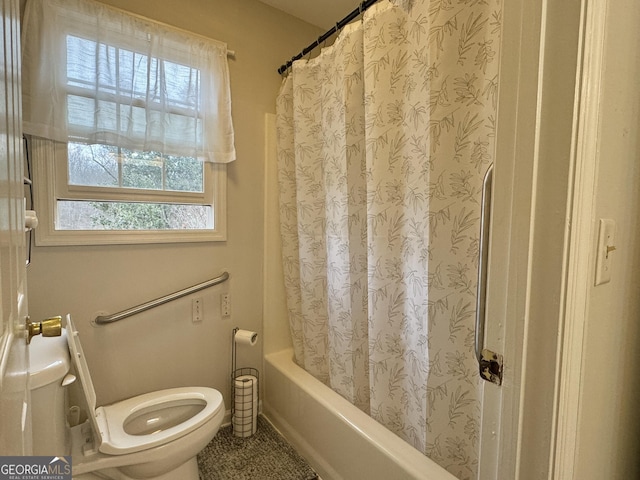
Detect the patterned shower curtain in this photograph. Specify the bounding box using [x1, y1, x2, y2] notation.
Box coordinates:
[276, 0, 501, 478]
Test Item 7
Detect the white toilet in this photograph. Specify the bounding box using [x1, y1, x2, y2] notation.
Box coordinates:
[29, 314, 225, 480]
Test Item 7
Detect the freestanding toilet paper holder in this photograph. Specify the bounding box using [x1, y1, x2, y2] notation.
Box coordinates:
[231, 327, 259, 437]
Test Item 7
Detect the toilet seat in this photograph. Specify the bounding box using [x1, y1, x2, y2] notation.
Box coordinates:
[96, 387, 223, 455]
[65, 315, 224, 456]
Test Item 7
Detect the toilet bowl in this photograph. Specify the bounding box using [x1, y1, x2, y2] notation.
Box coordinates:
[29, 314, 224, 480]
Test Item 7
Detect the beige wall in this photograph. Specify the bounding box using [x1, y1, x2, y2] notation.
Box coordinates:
[26, 0, 320, 407]
[263, 113, 291, 356]
[574, 0, 640, 477]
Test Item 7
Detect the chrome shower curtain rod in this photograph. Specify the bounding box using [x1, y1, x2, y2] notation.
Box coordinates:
[277, 0, 380, 75]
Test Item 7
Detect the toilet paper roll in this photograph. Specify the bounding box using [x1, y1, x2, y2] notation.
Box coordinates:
[233, 374, 258, 437]
[234, 329, 258, 346]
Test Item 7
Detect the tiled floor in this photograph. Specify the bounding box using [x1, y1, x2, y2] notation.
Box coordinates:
[197, 415, 317, 480]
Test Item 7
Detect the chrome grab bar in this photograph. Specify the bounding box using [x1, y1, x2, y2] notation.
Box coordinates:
[94, 271, 229, 325]
[475, 165, 493, 362]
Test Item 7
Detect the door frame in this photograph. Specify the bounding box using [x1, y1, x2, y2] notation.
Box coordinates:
[551, 0, 608, 477]
[481, 0, 604, 478]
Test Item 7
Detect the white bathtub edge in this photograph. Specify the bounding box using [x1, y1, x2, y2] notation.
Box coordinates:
[263, 399, 342, 480]
[263, 348, 458, 480]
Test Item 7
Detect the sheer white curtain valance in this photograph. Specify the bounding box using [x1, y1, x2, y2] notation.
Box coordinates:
[21, 0, 236, 163]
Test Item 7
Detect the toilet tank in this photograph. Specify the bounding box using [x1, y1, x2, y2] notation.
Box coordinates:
[28, 330, 72, 456]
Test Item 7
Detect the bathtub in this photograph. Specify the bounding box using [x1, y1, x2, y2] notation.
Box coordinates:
[263, 349, 458, 480]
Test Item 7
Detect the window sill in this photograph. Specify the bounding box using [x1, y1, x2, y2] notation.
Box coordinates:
[34, 227, 226, 246]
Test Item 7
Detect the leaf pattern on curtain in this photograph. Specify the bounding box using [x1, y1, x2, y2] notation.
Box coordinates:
[276, 0, 501, 478]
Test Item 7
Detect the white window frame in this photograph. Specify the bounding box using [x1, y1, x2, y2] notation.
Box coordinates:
[31, 137, 227, 246]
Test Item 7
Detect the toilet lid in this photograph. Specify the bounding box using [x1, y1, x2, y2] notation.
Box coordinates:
[65, 314, 105, 445]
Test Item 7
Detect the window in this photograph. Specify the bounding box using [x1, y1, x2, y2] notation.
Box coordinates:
[22, 0, 235, 245]
[32, 138, 226, 245]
